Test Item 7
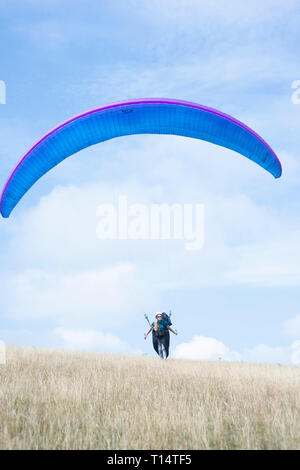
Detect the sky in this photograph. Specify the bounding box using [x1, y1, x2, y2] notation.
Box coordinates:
[0, 0, 300, 364]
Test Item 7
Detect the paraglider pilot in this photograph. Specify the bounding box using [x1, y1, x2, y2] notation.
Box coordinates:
[144, 312, 178, 359]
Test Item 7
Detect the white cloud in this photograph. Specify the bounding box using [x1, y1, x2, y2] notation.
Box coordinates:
[126, 0, 299, 26]
[54, 327, 141, 354]
[283, 315, 300, 338]
[0, 326, 142, 355]
[225, 239, 300, 286]
[243, 343, 291, 364]
[4, 264, 152, 327]
[173, 335, 300, 365]
[173, 335, 241, 361]
[244, 341, 300, 365]
[3, 142, 300, 319]
[239, 316, 300, 364]
[68, 53, 298, 111]
[0, 0, 299, 359]
[291, 341, 300, 365]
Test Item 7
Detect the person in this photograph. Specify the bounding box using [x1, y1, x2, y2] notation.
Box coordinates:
[144, 312, 178, 359]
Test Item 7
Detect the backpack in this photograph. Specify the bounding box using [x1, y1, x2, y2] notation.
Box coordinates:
[153, 312, 171, 337]
[162, 311, 171, 324]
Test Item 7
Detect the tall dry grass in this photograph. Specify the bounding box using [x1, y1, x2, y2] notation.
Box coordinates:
[0, 346, 299, 449]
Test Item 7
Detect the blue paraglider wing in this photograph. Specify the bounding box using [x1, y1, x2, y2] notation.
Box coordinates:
[0, 98, 282, 218]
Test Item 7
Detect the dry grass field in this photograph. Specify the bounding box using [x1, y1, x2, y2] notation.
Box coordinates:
[0, 345, 299, 450]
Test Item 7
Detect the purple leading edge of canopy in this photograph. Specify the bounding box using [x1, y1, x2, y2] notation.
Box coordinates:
[0, 98, 282, 218]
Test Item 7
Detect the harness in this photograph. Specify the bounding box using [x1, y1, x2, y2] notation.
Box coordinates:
[153, 317, 169, 337]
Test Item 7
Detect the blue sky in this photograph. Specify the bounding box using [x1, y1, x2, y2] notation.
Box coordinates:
[1, 0, 300, 364]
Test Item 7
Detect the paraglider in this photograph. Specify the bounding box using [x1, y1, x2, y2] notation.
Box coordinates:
[0, 98, 281, 218]
[144, 311, 178, 359]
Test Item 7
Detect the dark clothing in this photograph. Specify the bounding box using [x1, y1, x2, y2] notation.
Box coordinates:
[151, 315, 172, 359]
[152, 329, 170, 359]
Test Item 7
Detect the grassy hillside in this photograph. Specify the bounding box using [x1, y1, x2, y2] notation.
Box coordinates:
[0, 346, 299, 450]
